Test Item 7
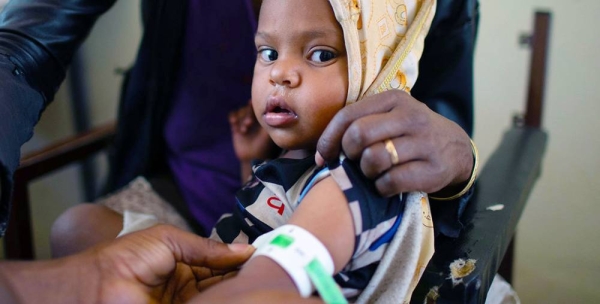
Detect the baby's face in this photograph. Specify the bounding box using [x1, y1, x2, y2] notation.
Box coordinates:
[252, 0, 348, 151]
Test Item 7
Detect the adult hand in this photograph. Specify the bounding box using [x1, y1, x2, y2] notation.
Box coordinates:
[316, 90, 473, 197]
[96, 225, 254, 303]
[0, 225, 254, 304]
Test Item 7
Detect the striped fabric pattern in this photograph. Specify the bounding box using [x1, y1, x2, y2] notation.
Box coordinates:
[211, 155, 405, 296]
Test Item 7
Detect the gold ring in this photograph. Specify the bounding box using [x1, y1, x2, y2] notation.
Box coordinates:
[384, 139, 400, 166]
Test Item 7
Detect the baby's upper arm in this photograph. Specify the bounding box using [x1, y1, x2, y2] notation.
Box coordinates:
[288, 176, 355, 273]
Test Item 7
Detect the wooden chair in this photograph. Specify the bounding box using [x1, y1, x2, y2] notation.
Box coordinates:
[3, 122, 116, 259]
[2, 10, 551, 304]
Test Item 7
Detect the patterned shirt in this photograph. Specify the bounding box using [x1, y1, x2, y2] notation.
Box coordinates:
[211, 155, 407, 296]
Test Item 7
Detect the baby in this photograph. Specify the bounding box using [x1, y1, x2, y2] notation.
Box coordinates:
[209, 0, 437, 302]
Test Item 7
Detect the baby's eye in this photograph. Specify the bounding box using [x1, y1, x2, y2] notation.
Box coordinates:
[309, 50, 336, 63]
[259, 49, 278, 62]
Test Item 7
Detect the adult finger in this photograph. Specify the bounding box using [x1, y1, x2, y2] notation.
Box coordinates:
[360, 136, 424, 179]
[148, 225, 255, 269]
[101, 225, 255, 287]
[340, 110, 415, 160]
[316, 90, 401, 165]
[375, 160, 449, 196]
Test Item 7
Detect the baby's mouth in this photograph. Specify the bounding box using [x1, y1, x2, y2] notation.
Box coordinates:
[269, 106, 292, 114]
[264, 97, 297, 127]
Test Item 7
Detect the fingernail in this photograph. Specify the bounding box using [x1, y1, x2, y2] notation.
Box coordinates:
[315, 152, 324, 166]
[228, 243, 252, 252]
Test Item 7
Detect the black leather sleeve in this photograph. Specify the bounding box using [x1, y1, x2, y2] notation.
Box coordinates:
[412, 0, 479, 136]
[0, 0, 117, 235]
[0, 0, 117, 102]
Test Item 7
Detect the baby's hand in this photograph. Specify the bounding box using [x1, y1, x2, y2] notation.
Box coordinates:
[229, 101, 277, 162]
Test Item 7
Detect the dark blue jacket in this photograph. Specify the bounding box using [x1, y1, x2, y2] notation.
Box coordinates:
[0, 0, 479, 236]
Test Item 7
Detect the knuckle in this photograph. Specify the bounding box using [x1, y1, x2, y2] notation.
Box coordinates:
[389, 89, 406, 100]
[361, 145, 377, 164]
[363, 146, 390, 177]
[421, 138, 437, 157]
[410, 109, 430, 129]
[388, 89, 410, 106]
[317, 134, 334, 150]
[344, 122, 366, 148]
[376, 171, 403, 197]
[360, 147, 382, 178]
[199, 238, 220, 264]
[333, 108, 352, 125]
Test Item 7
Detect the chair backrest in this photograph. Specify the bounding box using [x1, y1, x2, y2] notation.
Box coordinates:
[412, 11, 551, 303]
[524, 11, 551, 129]
[497, 10, 551, 283]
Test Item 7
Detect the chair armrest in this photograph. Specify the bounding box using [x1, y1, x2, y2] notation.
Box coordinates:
[412, 126, 548, 303]
[16, 122, 116, 181]
[4, 121, 116, 260]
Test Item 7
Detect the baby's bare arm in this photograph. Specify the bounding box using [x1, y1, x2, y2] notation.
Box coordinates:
[198, 176, 353, 300]
[286, 176, 355, 272]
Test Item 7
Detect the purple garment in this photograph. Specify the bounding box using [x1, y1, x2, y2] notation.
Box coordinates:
[164, 0, 257, 232]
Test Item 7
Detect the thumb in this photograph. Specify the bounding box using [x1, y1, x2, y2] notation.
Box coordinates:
[316, 91, 398, 165]
[180, 237, 254, 270]
[315, 111, 350, 166]
[147, 225, 255, 269]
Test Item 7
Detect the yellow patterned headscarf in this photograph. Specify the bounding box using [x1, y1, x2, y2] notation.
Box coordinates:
[328, 0, 436, 104]
[326, 2, 437, 302]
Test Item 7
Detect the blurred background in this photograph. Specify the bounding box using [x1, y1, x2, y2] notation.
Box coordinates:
[1, 0, 599, 302]
[474, 1, 599, 303]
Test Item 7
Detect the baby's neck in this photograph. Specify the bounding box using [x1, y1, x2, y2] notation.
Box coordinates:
[280, 149, 313, 160]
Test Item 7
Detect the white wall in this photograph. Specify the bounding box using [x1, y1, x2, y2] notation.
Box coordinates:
[474, 1, 600, 302]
